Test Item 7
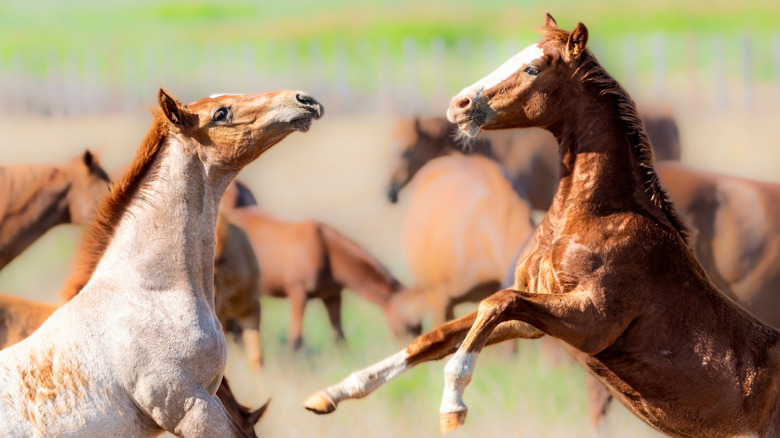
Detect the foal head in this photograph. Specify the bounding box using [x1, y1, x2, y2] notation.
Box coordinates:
[65, 150, 111, 225]
[447, 14, 589, 136]
[158, 89, 323, 178]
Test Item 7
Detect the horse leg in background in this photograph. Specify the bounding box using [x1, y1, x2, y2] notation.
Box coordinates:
[440, 288, 634, 433]
[303, 310, 543, 414]
[287, 283, 307, 350]
[585, 372, 613, 430]
[430, 285, 455, 327]
[237, 313, 262, 371]
[322, 288, 346, 345]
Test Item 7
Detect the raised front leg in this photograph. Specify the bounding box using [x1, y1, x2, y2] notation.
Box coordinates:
[440, 288, 635, 433]
[303, 311, 542, 414]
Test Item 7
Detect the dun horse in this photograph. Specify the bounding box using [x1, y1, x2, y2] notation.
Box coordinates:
[0, 88, 322, 437]
[386, 152, 534, 333]
[0, 150, 110, 270]
[225, 204, 407, 348]
[0, 292, 267, 436]
[305, 16, 780, 438]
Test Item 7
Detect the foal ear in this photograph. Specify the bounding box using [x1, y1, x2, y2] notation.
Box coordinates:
[544, 13, 558, 28]
[565, 22, 589, 60]
[158, 88, 192, 126]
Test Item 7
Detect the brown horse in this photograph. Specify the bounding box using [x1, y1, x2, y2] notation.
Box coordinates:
[305, 16, 780, 438]
[387, 110, 679, 212]
[585, 160, 780, 427]
[657, 161, 780, 326]
[387, 153, 535, 332]
[0, 88, 322, 437]
[0, 150, 110, 270]
[224, 205, 407, 348]
[0, 291, 268, 436]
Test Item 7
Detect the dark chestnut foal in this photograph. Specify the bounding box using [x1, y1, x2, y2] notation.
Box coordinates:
[305, 15, 780, 438]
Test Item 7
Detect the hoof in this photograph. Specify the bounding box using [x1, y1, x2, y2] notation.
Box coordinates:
[303, 392, 337, 414]
[440, 409, 467, 434]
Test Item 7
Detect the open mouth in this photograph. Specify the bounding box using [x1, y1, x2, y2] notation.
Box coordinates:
[292, 115, 313, 132]
[456, 119, 482, 138]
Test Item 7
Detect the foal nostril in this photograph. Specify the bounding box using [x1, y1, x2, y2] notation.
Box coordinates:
[296, 94, 317, 107]
[455, 97, 472, 110]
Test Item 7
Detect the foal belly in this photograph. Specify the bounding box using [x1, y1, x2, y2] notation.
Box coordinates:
[592, 353, 749, 438]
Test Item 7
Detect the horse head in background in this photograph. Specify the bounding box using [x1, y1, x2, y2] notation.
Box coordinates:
[0, 150, 110, 270]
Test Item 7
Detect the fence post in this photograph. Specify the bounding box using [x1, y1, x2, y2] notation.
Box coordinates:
[685, 34, 699, 113]
[402, 37, 420, 115]
[332, 40, 352, 110]
[650, 34, 666, 102]
[740, 35, 754, 109]
[772, 34, 780, 109]
[623, 36, 638, 97]
[376, 39, 393, 112]
[712, 36, 727, 110]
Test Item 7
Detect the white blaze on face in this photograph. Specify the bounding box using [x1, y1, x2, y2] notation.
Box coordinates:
[208, 93, 243, 99]
[457, 43, 545, 97]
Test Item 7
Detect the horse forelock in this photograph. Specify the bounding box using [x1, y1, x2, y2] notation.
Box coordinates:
[62, 112, 171, 300]
[540, 25, 572, 45]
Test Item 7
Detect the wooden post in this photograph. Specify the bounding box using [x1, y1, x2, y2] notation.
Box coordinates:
[650, 34, 666, 103]
[772, 34, 780, 109]
[740, 35, 754, 109]
[712, 36, 727, 110]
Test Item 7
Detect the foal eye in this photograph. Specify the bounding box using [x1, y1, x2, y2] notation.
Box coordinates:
[524, 66, 540, 76]
[212, 107, 229, 122]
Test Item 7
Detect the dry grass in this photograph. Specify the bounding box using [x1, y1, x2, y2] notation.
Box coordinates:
[0, 107, 777, 437]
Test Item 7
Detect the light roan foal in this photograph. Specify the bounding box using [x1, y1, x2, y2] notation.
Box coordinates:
[0, 88, 322, 437]
[305, 15, 780, 438]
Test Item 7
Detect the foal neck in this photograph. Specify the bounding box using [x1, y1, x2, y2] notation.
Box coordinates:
[93, 137, 233, 298]
[550, 92, 667, 227]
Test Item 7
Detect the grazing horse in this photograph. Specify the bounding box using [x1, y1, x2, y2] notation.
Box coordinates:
[225, 205, 408, 348]
[305, 16, 780, 438]
[387, 111, 679, 212]
[387, 153, 535, 332]
[0, 88, 322, 437]
[0, 150, 110, 270]
[0, 292, 267, 436]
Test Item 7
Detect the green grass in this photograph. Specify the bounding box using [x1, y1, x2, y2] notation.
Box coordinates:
[2, 0, 778, 55]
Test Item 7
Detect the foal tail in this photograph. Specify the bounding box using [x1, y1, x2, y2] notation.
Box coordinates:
[218, 377, 270, 435]
[317, 223, 404, 307]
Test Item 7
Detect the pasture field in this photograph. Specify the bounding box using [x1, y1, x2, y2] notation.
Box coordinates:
[2, 0, 778, 55]
[1, 108, 778, 436]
